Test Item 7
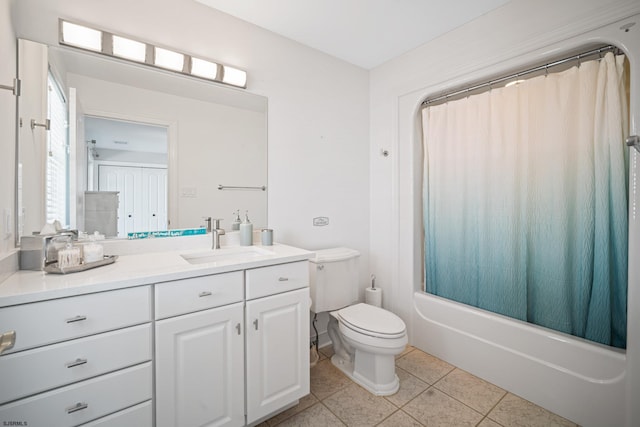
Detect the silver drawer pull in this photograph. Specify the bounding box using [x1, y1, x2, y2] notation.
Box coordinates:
[253, 319, 259, 330]
[199, 291, 213, 297]
[0, 331, 16, 355]
[66, 315, 87, 323]
[66, 358, 88, 368]
[278, 277, 289, 282]
[66, 402, 88, 414]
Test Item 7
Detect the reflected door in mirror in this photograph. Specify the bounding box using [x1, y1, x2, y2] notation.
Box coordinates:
[98, 165, 168, 238]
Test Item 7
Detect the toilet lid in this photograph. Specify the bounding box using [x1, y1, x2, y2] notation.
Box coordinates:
[337, 303, 406, 337]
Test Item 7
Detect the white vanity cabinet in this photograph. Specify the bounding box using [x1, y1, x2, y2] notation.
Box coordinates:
[155, 272, 245, 427]
[0, 286, 153, 426]
[154, 260, 310, 427]
[245, 261, 310, 425]
[0, 243, 312, 427]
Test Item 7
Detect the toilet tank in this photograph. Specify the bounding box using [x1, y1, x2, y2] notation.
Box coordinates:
[309, 247, 360, 313]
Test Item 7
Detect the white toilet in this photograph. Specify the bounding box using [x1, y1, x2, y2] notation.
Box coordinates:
[309, 247, 407, 396]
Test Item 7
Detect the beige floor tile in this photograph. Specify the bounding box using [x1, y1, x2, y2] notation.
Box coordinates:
[403, 387, 484, 427]
[396, 349, 454, 385]
[488, 393, 578, 427]
[323, 382, 397, 426]
[266, 393, 319, 426]
[310, 358, 352, 400]
[396, 344, 416, 359]
[477, 417, 503, 427]
[274, 402, 345, 427]
[435, 368, 506, 415]
[319, 344, 335, 359]
[384, 368, 429, 408]
[376, 410, 424, 427]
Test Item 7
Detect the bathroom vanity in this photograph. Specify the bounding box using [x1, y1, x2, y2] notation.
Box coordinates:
[0, 243, 312, 427]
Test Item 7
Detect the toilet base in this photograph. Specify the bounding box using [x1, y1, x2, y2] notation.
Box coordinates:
[330, 354, 400, 396]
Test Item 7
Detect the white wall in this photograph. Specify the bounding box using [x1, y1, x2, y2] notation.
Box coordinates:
[0, 0, 16, 256]
[369, 0, 640, 424]
[10, 0, 370, 278]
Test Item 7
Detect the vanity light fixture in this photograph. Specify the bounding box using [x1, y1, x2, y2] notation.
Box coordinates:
[112, 35, 147, 62]
[154, 47, 185, 72]
[58, 19, 247, 89]
[222, 65, 247, 88]
[60, 20, 102, 52]
[191, 57, 219, 80]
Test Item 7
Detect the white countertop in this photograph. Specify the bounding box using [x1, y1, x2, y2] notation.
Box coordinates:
[0, 243, 314, 308]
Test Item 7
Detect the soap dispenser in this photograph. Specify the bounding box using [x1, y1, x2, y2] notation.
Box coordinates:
[239, 211, 253, 246]
[232, 210, 241, 231]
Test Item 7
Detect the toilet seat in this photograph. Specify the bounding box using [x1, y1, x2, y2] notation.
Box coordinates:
[336, 303, 406, 339]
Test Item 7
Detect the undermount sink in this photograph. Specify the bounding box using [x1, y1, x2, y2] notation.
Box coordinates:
[181, 246, 274, 265]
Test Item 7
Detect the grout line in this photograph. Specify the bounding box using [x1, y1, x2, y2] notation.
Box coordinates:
[319, 401, 347, 426]
[430, 381, 495, 420]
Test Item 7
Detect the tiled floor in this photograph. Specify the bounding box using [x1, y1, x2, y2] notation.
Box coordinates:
[260, 345, 578, 427]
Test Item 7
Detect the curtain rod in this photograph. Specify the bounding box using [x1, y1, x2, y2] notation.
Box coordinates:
[422, 45, 620, 107]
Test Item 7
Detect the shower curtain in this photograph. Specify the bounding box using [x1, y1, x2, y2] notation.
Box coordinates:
[422, 53, 628, 348]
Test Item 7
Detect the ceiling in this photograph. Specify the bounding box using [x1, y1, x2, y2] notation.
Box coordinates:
[195, 0, 511, 69]
[85, 116, 168, 154]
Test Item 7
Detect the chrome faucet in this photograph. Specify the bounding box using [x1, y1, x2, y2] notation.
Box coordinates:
[211, 219, 225, 249]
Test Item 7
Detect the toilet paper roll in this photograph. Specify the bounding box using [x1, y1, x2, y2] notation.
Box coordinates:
[365, 287, 382, 307]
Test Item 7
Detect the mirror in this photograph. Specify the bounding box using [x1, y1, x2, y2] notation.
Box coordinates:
[17, 40, 267, 241]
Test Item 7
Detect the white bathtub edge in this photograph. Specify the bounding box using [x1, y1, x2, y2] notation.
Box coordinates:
[411, 291, 627, 427]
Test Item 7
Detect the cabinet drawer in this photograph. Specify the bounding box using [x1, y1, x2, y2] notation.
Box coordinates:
[246, 261, 309, 300]
[81, 400, 152, 427]
[155, 271, 243, 319]
[0, 286, 150, 354]
[0, 362, 152, 427]
[0, 324, 151, 404]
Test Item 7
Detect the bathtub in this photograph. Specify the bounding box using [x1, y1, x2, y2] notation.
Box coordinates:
[411, 291, 626, 427]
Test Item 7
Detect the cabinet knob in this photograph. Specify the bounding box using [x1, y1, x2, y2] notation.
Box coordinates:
[0, 330, 16, 355]
[236, 323, 241, 335]
[253, 319, 259, 330]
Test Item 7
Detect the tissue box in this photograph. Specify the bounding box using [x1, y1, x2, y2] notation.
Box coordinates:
[19, 234, 73, 271]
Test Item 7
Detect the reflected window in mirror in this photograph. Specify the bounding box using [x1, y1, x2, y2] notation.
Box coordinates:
[46, 71, 69, 227]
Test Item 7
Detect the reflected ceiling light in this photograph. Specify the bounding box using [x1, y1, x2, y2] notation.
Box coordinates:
[58, 19, 248, 89]
[112, 35, 146, 62]
[222, 66, 247, 88]
[154, 47, 184, 72]
[191, 57, 219, 80]
[60, 21, 102, 52]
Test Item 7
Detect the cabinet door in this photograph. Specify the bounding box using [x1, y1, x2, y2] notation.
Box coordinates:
[155, 303, 244, 427]
[246, 288, 310, 424]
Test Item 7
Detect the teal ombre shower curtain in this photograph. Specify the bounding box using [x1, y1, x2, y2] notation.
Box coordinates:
[422, 53, 628, 348]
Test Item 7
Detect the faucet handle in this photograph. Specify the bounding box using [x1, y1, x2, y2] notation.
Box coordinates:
[202, 217, 212, 232]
